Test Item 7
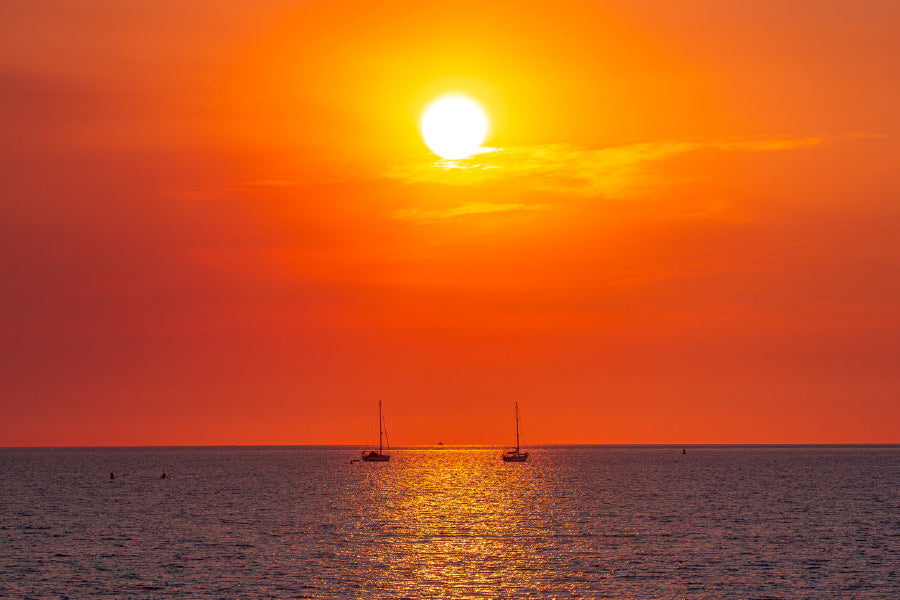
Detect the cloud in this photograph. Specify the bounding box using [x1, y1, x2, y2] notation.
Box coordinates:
[394, 201, 549, 223]
[385, 136, 822, 199]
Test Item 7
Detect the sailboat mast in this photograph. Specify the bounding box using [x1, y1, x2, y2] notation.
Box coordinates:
[515, 402, 520, 452]
[378, 400, 383, 453]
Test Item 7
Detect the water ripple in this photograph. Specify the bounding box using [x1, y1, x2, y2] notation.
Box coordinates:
[1, 446, 898, 598]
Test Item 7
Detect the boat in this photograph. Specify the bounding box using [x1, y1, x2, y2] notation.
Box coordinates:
[502, 402, 528, 462]
[361, 400, 390, 462]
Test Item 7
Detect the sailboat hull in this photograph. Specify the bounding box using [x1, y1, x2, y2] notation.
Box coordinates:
[502, 451, 528, 462]
[361, 451, 390, 462]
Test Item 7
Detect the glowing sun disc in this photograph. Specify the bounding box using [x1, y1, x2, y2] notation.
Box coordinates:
[420, 94, 489, 160]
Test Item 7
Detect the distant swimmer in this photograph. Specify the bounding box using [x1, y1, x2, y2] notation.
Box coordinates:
[160, 472, 168, 479]
[110, 472, 116, 479]
[682, 448, 686, 455]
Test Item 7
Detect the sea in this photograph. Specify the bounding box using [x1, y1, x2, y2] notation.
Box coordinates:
[1, 445, 897, 599]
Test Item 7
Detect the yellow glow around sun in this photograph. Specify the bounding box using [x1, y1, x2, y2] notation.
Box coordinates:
[420, 94, 489, 160]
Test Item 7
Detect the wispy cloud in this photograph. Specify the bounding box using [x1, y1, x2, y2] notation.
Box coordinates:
[386, 136, 821, 196]
[394, 202, 549, 223]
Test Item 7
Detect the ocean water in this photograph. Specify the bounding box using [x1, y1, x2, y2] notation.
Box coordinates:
[1, 446, 898, 599]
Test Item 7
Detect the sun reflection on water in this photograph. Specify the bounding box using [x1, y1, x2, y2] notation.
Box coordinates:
[348, 448, 549, 597]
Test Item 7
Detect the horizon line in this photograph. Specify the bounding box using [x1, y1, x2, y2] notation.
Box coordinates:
[3, 443, 899, 450]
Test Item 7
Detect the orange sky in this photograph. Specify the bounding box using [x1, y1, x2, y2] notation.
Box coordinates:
[2, 0, 899, 445]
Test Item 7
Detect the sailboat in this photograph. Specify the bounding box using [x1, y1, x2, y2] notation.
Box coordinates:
[502, 401, 528, 462]
[361, 400, 390, 462]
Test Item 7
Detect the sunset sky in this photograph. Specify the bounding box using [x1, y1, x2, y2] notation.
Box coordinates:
[2, 0, 898, 446]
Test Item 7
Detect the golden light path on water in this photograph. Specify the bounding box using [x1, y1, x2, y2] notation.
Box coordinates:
[367, 448, 540, 595]
[330, 447, 572, 597]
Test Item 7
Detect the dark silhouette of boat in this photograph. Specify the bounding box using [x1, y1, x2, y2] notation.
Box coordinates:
[361, 400, 390, 462]
[502, 402, 528, 462]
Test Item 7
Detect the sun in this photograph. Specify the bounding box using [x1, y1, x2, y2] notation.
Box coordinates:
[420, 94, 489, 160]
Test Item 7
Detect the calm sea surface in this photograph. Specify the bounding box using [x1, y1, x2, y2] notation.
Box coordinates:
[1, 446, 898, 599]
